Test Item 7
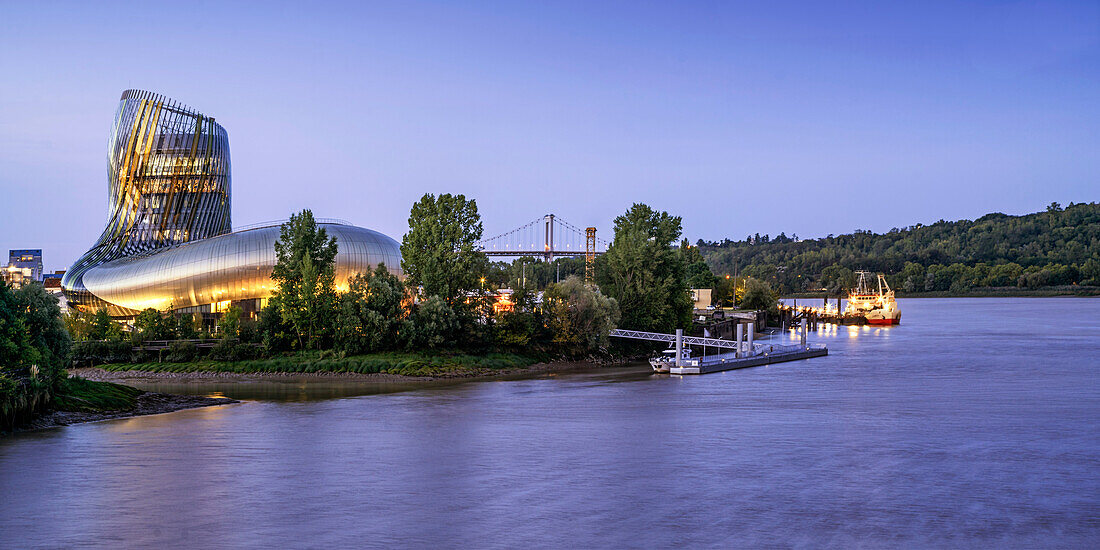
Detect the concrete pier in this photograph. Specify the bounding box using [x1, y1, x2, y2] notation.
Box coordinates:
[669, 345, 828, 375]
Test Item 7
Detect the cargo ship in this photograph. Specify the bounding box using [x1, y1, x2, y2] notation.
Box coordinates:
[844, 271, 901, 325]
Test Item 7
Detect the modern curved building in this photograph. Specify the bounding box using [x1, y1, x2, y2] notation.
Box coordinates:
[62, 90, 401, 318]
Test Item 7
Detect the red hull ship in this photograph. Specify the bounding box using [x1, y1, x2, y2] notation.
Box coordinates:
[845, 272, 901, 325]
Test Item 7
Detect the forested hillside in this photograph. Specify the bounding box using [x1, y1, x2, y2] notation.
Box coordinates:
[698, 202, 1100, 295]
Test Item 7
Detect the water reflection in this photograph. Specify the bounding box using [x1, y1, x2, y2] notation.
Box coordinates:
[2, 298, 1098, 547]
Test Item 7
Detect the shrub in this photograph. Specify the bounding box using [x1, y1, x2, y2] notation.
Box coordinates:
[165, 341, 199, 363]
[72, 340, 134, 366]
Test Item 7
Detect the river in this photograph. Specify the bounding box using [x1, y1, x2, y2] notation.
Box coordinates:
[2, 298, 1099, 548]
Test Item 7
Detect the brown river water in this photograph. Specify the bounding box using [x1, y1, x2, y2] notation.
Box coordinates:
[1, 298, 1098, 548]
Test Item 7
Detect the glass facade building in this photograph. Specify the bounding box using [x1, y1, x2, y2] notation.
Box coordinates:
[62, 90, 401, 317]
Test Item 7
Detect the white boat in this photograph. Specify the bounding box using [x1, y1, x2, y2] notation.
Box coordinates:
[650, 346, 696, 373]
[845, 271, 901, 325]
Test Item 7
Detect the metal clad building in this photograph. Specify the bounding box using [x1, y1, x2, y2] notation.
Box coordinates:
[62, 91, 401, 317]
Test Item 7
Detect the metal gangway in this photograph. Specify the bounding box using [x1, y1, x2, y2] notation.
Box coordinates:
[609, 327, 761, 360]
[609, 329, 742, 349]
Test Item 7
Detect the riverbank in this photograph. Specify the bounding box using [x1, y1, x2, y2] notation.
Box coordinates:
[5, 376, 237, 433]
[71, 357, 604, 385]
[21, 391, 236, 431]
[75, 351, 601, 380]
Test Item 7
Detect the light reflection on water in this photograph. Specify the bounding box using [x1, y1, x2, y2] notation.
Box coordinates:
[1, 298, 1099, 548]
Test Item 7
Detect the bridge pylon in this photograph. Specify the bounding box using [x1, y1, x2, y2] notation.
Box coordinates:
[585, 227, 596, 284]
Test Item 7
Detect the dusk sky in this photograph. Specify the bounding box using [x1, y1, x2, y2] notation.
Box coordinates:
[1, 0, 1097, 270]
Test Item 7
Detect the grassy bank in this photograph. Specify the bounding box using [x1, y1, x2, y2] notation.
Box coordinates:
[53, 376, 142, 413]
[2, 375, 144, 433]
[91, 351, 543, 378]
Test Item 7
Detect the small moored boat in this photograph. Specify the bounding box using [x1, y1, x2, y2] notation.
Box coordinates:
[650, 346, 696, 373]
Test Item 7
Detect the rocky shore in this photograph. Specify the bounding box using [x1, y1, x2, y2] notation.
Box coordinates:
[20, 392, 238, 432]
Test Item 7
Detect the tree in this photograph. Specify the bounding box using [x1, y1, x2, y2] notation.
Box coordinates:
[595, 203, 692, 333]
[176, 313, 202, 340]
[820, 265, 855, 295]
[271, 209, 339, 349]
[62, 310, 91, 341]
[219, 305, 242, 339]
[87, 308, 121, 341]
[258, 304, 293, 351]
[400, 193, 486, 308]
[407, 296, 457, 350]
[1082, 257, 1100, 286]
[543, 276, 620, 354]
[740, 278, 777, 311]
[0, 282, 35, 377]
[335, 264, 409, 355]
[133, 308, 176, 341]
[14, 284, 73, 382]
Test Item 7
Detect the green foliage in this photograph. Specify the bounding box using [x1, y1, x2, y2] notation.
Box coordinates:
[595, 203, 693, 333]
[219, 305, 242, 338]
[0, 282, 70, 389]
[87, 308, 122, 341]
[271, 209, 339, 349]
[493, 309, 540, 347]
[133, 308, 177, 341]
[487, 256, 587, 290]
[0, 283, 35, 375]
[407, 296, 457, 350]
[207, 339, 262, 362]
[699, 202, 1100, 294]
[71, 340, 135, 366]
[14, 283, 72, 383]
[63, 310, 92, 341]
[335, 264, 410, 355]
[92, 351, 539, 377]
[258, 304, 294, 351]
[820, 265, 856, 294]
[165, 341, 199, 362]
[740, 278, 778, 311]
[543, 276, 620, 354]
[400, 193, 487, 308]
[1082, 257, 1100, 286]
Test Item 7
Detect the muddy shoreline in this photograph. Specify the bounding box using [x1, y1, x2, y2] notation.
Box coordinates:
[14, 360, 615, 433]
[20, 392, 238, 432]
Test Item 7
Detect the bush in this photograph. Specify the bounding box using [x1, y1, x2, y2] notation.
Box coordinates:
[207, 339, 263, 362]
[72, 340, 134, 366]
[406, 296, 457, 350]
[165, 341, 200, 362]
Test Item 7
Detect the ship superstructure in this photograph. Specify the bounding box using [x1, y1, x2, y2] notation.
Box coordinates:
[844, 271, 901, 325]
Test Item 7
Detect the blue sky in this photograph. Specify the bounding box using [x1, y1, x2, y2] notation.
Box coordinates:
[1, 0, 1097, 270]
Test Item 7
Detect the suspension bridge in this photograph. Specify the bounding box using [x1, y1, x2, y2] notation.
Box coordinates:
[479, 214, 610, 282]
[479, 214, 609, 262]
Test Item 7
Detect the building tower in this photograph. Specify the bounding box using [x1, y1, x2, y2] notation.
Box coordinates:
[62, 90, 232, 314]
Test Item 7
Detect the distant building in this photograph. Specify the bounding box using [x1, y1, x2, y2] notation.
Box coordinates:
[3, 265, 33, 289]
[690, 288, 713, 310]
[43, 271, 64, 289]
[8, 249, 43, 282]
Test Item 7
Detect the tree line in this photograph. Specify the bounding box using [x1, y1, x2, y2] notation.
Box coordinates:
[62, 199, 705, 363]
[697, 202, 1100, 294]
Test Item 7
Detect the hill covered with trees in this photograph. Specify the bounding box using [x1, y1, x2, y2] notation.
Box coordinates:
[697, 202, 1100, 295]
